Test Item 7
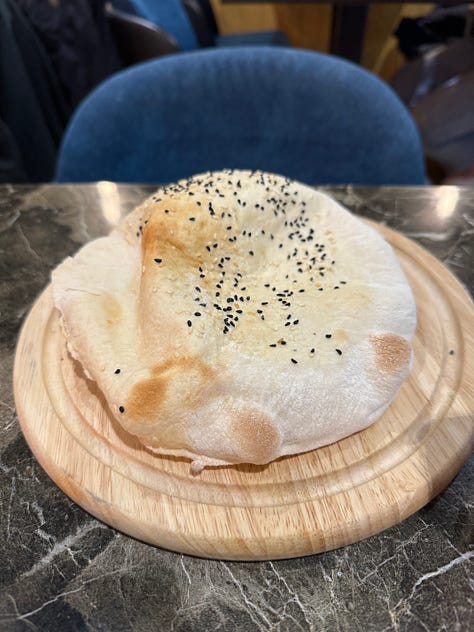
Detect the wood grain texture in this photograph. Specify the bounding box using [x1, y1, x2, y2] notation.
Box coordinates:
[274, 4, 332, 51]
[211, 1, 278, 35]
[14, 222, 474, 560]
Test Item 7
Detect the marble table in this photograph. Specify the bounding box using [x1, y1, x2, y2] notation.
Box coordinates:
[0, 184, 472, 631]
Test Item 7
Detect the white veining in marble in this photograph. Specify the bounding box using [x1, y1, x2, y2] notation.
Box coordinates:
[0, 184, 472, 632]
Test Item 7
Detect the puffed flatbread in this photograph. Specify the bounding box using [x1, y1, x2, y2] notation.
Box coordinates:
[52, 170, 416, 471]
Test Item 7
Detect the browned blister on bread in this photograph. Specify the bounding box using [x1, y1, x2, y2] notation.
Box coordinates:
[52, 170, 416, 471]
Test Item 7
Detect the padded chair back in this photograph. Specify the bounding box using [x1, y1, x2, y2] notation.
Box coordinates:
[56, 47, 426, 185]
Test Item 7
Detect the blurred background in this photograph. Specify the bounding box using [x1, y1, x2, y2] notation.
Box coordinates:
[213, 1, 474, 185]
[1, 0, 473, 185]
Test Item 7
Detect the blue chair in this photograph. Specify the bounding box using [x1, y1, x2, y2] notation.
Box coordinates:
[181, 0, 289, 48]
[127, 0, 198, 50]
[116, 0, 289, 50]
[56, 47, 426, 185]
[106, 4, 179, 67]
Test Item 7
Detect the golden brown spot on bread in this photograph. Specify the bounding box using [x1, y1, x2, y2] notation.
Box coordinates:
[149, 356, 212, 378]
[141, 201, 203, 269]
[98, 294, 121, 325]
[124, 357, 214, 421]
[230, 408, 279, 464]
[333, 329, 349, 343]
[124, 374, 167, 422]
[370, 334, 411, 373]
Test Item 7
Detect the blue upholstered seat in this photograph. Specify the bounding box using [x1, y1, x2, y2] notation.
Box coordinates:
[56, 47, 426, 185]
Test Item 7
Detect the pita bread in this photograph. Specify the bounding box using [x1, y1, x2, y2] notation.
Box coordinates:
[52, 170, 416, 471]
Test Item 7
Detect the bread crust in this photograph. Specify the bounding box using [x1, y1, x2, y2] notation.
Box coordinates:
[52, 171, 416, 471]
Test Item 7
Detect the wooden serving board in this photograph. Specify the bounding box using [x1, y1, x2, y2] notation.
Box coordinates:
[14, 222, 474, 560]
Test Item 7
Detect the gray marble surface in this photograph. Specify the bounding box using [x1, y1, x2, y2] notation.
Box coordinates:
[0, 184, 472, 631]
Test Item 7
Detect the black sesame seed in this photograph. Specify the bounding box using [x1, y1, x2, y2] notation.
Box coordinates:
[194, 312, 201, 317]
[154, 258, 162, 264]
[336, 349, 342, 355]
[187, 320, 192, 327]
[189, 217, 196, 222]
[291, 358, 298, 364]
[119, 406, 125, 413]
[325, 334, 332, 339]
[115, 368, 121, 374]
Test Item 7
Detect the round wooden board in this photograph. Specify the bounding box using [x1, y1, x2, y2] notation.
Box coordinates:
[14, 222, 474, 560]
